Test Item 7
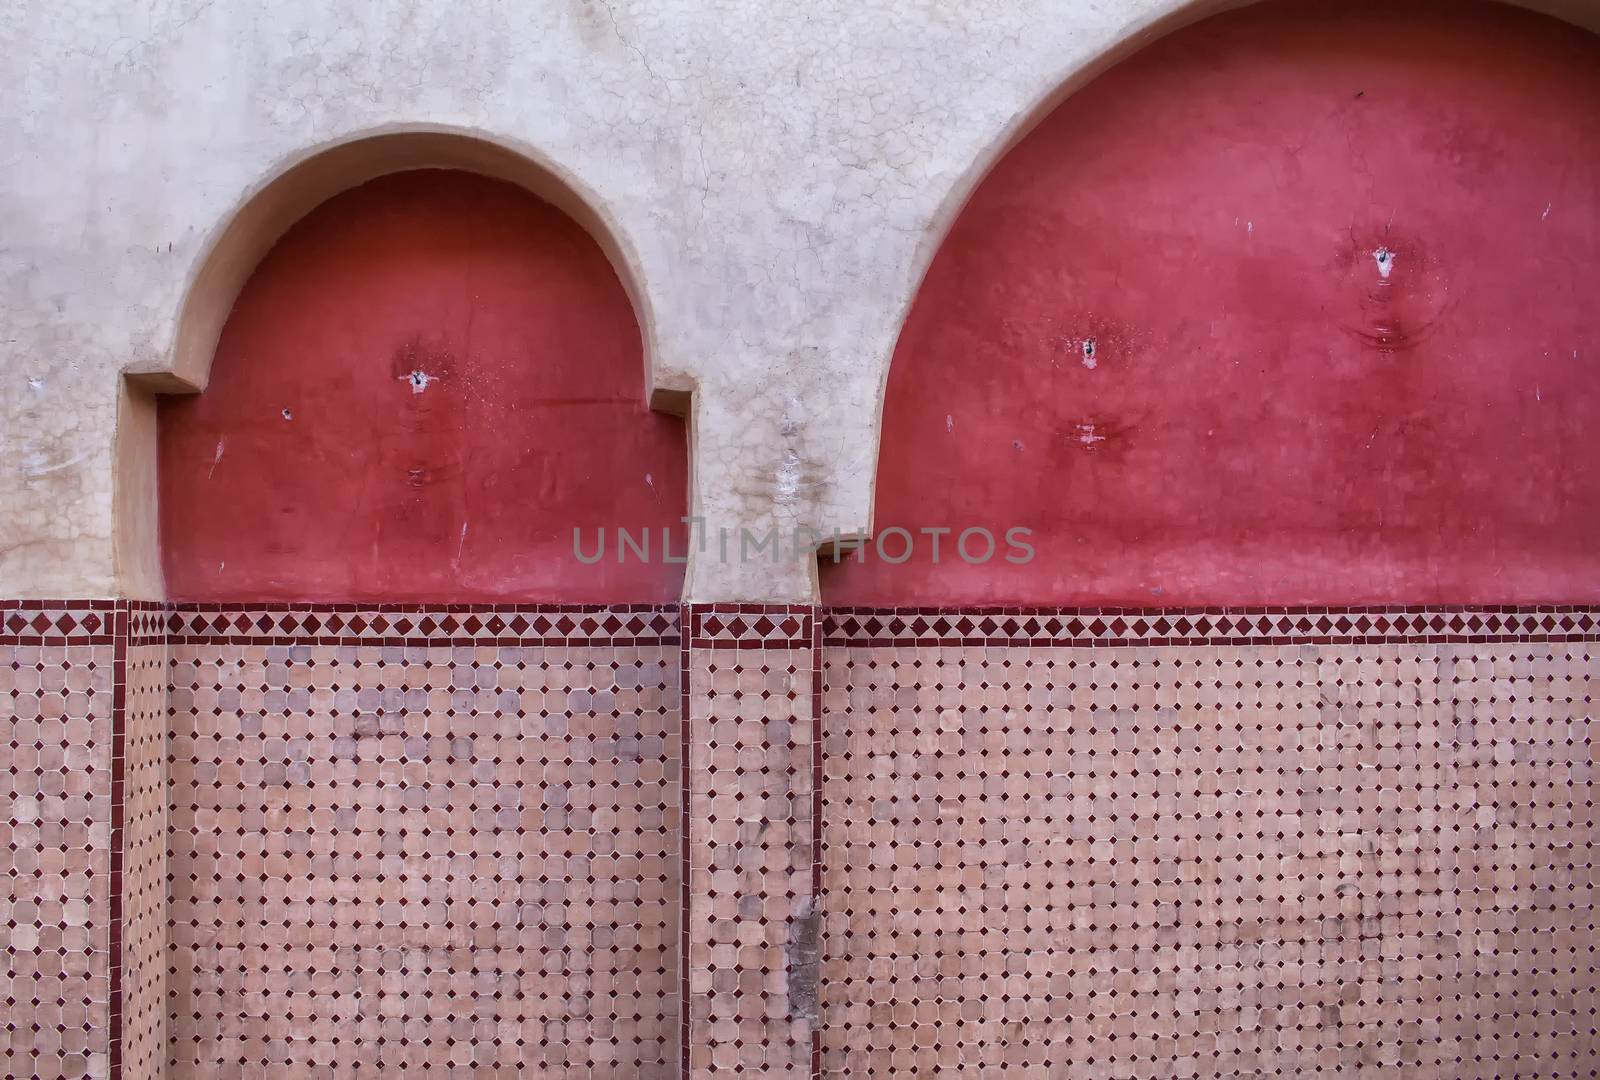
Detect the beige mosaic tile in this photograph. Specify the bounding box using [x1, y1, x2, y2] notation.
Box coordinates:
[120, 624, 169, 1080]
[165, 634, 681, 1078]
[0, 640, 114, 1080]
[684, 606, 821, 1079]
[820, 639, 1600, 1077]
[7, 598, 1595, 1080]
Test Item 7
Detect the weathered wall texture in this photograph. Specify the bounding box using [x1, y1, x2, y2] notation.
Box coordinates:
[162, 605, 681, 1077]
[824, 1, 1600, 608]
[159, 170, 686, 604]
[4, 2, 1600, 1079]
[5, 0, 1596, 603]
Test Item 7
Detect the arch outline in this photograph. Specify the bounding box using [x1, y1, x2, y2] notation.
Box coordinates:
[855, 0, 1600, 553]
[115, 124, 692, 597]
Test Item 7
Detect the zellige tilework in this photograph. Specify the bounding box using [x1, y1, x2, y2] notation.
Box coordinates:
[3, 598, 1596, 1078]
[684, 605, 821, 1078]
[820, 619, 1600, 1077]
[1, 601, 117, 1080]
[164, 606, 681, 1078]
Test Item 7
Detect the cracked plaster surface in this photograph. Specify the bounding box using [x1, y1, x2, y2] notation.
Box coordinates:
[3, 0, 1598, 600]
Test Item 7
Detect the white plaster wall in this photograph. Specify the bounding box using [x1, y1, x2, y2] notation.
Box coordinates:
[3, 0, 1596, 601]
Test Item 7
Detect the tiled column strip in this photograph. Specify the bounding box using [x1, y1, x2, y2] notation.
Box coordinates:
[0, 599, 120, 1078]
[683, 604, 822, 1078]
[110, 600, 172, 1080]
[119, 602, 170, 1080]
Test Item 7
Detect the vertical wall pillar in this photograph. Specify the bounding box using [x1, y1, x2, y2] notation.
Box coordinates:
[118, 603, 168, 1080]
[0, 600, 167, 1080]
[0, 601, 118, 1079]
[682, 605, 821, 1078]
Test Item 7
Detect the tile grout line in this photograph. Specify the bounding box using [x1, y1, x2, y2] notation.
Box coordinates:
[810, 606, 823, 1080]
[108, 601, 127, 1080]
[679, 605, 694, 1080]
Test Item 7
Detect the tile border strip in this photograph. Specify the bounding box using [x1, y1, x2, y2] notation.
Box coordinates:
[0, 599, 119, 645]
[14, 601, 1594, 648]
[821, 605, 1600, 647]
[3, 603, 682, 646]
[687, 603, 813, 649]
[165, 603, 681, 646]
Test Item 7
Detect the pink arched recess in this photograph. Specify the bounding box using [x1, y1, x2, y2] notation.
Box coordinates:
[823, 0, 1600, 608]
[160, 169, 687, 602]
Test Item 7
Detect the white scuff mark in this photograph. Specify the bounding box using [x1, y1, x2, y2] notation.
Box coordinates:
[775, 448, 801, 503]
[1081, 338, 1097, 370]
[645, 472, 654, 487]
[208, 438, 225, 479]
[1542, 203, 1552, 221]
[779, 395, 802, 437]
[27, 377, 44, 393]
[1075, 423, 1106, 448]
[403, 370, 434, 394]
[1247, 220, 1253, 235]
[1373, 247, 1396, 279]
[21, 448, 91, 479]
[281, 408, 293, 420]
[1536, 385, 1542, 402]
[945, 414, 954, 433]
[455, 521, 469, 565]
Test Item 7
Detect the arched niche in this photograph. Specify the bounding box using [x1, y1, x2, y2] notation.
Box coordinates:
[825, 0, 1600, 607]
[120, 132, 687, 602]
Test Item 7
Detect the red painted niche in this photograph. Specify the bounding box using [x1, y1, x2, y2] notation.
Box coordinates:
[823, 0, 1600, 608]
[160, 169, 688, 603]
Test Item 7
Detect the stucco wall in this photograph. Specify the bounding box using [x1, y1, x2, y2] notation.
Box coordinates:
[5, 6, 1600, 1079]
[7, 0, 1595, 604]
